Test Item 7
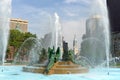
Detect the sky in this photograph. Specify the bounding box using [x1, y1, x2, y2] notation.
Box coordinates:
[11, 0, 120, 34]
[12, 0, 93, 48]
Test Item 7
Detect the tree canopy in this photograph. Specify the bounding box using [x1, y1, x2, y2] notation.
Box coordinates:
[8, 29, 37, 53]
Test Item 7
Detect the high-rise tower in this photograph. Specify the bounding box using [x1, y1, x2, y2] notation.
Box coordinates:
[73, 35, 79, 55]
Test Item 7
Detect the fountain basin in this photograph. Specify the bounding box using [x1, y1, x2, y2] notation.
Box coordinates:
[23, 61, 88, 74]
[0, 66, 120, 80]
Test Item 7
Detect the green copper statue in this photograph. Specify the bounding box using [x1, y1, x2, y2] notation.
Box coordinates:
[44, 47, 60, 74]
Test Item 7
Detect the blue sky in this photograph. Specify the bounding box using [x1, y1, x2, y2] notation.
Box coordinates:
[12, 0, 92, 48]
[12, 0, 91, 19]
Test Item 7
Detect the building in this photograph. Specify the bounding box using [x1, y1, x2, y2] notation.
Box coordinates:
[62, 40, 69, 61]
[73, 35, 79, 55]
[107, 0, 120, 57]
[107, 0, 120, 32]
[80, 15, 106, 66]
[111, 32, 120, 57]
[10, 18, 28, 32]
[86, 15, 104, 38]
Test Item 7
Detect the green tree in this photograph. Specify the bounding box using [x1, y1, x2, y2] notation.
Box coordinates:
[24, 32, 36, 40]
[7, 30, 37, 59]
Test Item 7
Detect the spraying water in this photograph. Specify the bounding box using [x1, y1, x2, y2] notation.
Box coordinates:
[54, 13, 63, 59]
[80, 0, 110, 74]
[0, 0, 12, 65]
[95, 0, 110, 75]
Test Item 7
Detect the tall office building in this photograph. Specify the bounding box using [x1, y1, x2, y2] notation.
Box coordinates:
[73, 35, 79, 55]
[10, 18, 28, 32]
[107, 0, 120, 57]
[80, 15, 106, 66]
[86, 15, 104, 38]
[107, 0, 120, 32]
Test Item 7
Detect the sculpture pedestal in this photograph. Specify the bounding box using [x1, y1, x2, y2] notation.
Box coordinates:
[23, 61, 88, 74]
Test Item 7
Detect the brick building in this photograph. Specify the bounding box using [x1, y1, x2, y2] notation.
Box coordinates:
[10, 18, 28, 32]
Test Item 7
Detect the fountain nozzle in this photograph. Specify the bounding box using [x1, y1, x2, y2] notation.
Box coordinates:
[1, 69, 3, 72]
[107, 72, 109, 75]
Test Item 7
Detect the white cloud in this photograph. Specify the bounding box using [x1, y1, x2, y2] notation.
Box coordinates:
[64, 0, 78, 4]
[80, 0, 92, 4]
[61, 5, 90, 19]
[12, 1, 89, 42]
[62, 8, 78, 17]
[12, 5, 53, 38]
[64, 0, 91, 4]
[61, 0, 92, 18]
[65, 11, 77, 17]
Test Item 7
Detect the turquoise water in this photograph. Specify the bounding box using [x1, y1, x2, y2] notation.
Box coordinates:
[0, 66, 120, 80]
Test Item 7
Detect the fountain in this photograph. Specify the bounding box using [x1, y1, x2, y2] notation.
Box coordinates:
[0, 0, 120, 80]
[54, 13, 63, 59]
[80, 0, 110, 68]
[0, 0, 11, 65]
[16, 13, 88, 74]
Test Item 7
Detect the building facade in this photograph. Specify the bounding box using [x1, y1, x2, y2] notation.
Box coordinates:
[80, 15, 106, 66]
[10, 18, 28, 32]
[86, 15, 104, 38]
[73, 35, 79, 55]
[111, 32, 120, 57]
